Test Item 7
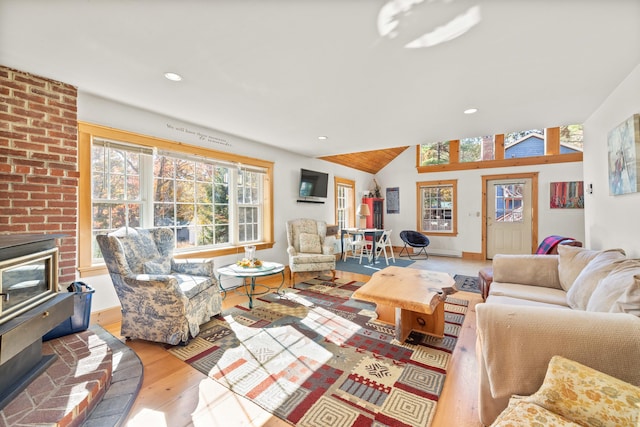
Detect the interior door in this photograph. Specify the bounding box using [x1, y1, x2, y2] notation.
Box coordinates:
[486, 178, 532, 258]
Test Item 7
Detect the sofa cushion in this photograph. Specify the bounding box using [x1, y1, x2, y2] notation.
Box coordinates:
[587, 259, 640, 314]
[489, 282, 569, 307]
[299, 232, 322, 253]
[493, 254, 562, 289]
[524, 355, 640, 427]
[485, 294, 571, 310]
[566, 249, 627, 310]
[491, 399, 580, 426]
[557, 245, 601, 291]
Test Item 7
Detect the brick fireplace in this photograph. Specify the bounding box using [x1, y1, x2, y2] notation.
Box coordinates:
[0, 65, 78, 286]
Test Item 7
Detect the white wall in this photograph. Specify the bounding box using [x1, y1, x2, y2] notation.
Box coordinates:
[582, 63, 640, 257]
[78, 92, 589, 311]
[78, 93, 373, 311]
[376, 146, 585, 256]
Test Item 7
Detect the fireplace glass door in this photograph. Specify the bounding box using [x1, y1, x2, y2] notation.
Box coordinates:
[0, 247, 58, 325]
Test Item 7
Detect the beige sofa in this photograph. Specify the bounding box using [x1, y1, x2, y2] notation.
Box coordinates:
[476, 245, 640, 426]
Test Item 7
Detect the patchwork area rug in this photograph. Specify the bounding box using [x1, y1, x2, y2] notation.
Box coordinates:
[167, 276, 468, 426]
[453, 274, 481, 294]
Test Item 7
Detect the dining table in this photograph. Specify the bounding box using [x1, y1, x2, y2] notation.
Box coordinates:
[340, 228, 384, 264]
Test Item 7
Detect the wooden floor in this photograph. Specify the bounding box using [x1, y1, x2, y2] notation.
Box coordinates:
[103, 256, 491, 427]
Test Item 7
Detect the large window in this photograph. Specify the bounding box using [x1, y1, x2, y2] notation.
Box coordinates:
[79, 122, 274, 276]
[417, 180, 457, 235]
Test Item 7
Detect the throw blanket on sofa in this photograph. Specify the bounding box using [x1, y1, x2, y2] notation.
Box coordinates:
[536, 235, 572, 254]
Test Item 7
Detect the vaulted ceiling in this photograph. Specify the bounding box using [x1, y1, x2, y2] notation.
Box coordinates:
[1, 1, 638, 170]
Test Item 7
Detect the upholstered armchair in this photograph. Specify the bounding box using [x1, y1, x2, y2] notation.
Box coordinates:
[286, 218, 336, 284]
[96, 227, 222, 345]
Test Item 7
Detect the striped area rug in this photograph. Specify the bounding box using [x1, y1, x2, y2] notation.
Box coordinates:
[167, 276, 468, 427]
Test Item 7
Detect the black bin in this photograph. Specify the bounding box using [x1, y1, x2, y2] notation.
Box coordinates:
[43, 282, 95, 341]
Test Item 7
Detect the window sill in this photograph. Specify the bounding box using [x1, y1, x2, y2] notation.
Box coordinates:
[419, 231, 458, 237]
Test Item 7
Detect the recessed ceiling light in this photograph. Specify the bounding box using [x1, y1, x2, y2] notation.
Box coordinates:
[464, 108, 478, 114]
[318, 136, 328, 140]
[164, 72, 183, 82]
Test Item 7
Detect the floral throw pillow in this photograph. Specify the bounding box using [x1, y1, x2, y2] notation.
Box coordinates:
[524, 356, 640, 427]
[491, 399, 580, 426]
[299, 232, 322, 254]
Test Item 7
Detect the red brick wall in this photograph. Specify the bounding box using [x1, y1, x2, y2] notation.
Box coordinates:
[0, 66, 78, 286]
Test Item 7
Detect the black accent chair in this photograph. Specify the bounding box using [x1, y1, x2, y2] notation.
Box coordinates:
[398, 230, 430, 260]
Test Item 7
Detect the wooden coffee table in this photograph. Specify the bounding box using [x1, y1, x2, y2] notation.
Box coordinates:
[352, 266, 454, 342]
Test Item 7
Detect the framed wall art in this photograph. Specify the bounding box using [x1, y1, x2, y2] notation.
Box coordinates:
[386, 187, 399, 214]
[550, 181, 584, 209]
[608, 113, 640, 195]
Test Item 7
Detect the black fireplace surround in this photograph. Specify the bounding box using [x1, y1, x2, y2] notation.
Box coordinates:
[0, 234, 73, 409]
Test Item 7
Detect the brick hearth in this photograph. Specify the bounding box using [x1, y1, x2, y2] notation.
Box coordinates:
[0, 325, 141, 427]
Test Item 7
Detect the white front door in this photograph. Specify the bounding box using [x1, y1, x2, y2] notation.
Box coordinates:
[486, 178, 532, 258]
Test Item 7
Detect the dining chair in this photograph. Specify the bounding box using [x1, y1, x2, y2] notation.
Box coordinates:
[358, 236, 374, 264]
[343, 231, 367, 262]
[373, 229, 395, 265]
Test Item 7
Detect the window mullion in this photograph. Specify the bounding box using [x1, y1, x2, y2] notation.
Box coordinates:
[140, 153, 154, 227]
[230, 168, 238, 245]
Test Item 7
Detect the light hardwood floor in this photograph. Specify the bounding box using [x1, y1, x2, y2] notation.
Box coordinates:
[103, 256, 491, 427]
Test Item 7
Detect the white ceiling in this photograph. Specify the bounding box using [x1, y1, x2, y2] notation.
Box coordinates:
[1, 1, 639, 158]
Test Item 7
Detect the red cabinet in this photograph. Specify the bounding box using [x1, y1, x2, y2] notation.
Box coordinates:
[362, 197, 384, 229]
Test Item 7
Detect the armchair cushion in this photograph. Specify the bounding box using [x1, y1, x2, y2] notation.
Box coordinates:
[111, 227, 163, 274]
[175, 273, 216, 299]
[299, 232, 322, 253]
[143, 257, 172, 275]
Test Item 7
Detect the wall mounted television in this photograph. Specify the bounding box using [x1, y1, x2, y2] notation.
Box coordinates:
[299, 168, 329, 199]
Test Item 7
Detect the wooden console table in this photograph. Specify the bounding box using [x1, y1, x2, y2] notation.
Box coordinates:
[352, 266, 454, 342]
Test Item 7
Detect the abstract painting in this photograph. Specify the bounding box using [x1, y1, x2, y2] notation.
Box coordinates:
[608, 114, 640, 195]
[550, 181, 584, 209]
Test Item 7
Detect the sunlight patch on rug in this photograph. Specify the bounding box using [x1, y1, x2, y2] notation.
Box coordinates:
[167, 277, 468, 426]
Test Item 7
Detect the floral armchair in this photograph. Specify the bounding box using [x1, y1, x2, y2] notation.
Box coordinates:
[286, 218, 336, 284]
[96, 227, 222, 345]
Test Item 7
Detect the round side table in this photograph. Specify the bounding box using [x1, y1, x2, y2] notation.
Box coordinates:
[216, 261, 285, 309]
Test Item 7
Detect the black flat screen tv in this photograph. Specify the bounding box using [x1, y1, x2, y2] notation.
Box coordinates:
[299, 168, 329, 198]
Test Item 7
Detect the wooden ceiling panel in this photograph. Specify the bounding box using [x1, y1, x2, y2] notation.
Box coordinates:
[319, 146, 410, 174]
